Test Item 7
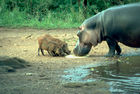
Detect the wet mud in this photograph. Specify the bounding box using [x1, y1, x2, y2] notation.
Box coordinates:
[0, 27, 140, 94]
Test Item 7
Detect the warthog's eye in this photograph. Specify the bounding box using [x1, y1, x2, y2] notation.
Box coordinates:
[62, 44, 67, 49]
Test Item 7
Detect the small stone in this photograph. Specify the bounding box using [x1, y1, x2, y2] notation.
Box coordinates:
[39, 74, 46, 77]
[23, 49, 28, 52]
[63, 82, 84, 88]
[25, 73, 33, 76]
[90, 68, 94, 72]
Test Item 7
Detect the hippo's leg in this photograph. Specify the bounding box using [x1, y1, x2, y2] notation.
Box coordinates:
[115, 43, 121, 55]
[41, 49, 45, 56]
[106, 38, 116, 56]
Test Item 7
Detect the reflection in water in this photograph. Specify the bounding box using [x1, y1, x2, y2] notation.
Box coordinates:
[62, 64, 100, 82]
[89, 56, 140, 93]
[62, 56, 140, 94]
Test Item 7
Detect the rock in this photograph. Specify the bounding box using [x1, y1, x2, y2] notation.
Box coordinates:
[0, 66, 16, 73]
[0, 56, 30, 73]
[63, 82, 84, 88]
[25, 73, 33, 76]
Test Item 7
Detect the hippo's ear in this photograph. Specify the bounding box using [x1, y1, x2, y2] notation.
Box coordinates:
[78, 25, 85, 31]
[78, 27, 81, 30]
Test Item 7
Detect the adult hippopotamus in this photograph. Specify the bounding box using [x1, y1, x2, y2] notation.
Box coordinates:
[73, 3, 140, 56]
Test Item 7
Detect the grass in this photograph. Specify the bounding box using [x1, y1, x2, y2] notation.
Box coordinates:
[0, 8, 85, 29]
[0, 0, 138, 29]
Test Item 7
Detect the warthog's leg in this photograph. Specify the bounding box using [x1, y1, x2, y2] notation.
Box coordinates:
[41, 49, 45, 56]
[48, 51, 53, 56]
[38, 48, 41, 56]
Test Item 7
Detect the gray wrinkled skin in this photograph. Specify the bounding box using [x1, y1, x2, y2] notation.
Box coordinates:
[74, 3, 140, 56]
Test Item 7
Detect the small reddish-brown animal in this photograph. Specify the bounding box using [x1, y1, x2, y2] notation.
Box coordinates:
[37, 34, 71, 56]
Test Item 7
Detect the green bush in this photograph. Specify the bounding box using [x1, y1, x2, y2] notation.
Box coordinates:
[0, 0, 139, 29]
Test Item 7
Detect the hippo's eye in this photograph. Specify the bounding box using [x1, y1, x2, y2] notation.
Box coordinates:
[87, 23, 96, 30]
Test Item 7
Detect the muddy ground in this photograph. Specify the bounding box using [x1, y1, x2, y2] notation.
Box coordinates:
[0, 28, 139, 94]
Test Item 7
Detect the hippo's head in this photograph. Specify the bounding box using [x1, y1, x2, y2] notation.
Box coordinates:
[73, 13, 102, 56]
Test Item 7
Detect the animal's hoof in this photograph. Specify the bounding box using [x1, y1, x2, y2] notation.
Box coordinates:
[104, 54, 114, 57]
[116, 52, 121, 55]
[105, 53, 121, 57]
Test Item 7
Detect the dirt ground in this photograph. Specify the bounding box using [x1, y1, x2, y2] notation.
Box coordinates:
[0, 27, 139, 94]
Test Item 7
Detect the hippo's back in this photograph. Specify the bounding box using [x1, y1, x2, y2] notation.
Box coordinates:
[102, 3, 140, 47]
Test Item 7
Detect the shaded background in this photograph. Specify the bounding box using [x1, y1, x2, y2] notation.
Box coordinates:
[0, 0, 139, 29]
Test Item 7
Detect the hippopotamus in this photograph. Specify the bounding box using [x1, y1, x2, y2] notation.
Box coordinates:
[73, 3, 140, 56]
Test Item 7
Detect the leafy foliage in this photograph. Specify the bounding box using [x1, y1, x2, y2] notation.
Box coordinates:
[0, 0, 139, 28]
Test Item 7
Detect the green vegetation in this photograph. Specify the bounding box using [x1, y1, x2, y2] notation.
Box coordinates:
[0, 0, 139, 29]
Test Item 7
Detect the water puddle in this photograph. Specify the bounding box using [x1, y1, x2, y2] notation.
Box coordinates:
[62, 56, 140, 94]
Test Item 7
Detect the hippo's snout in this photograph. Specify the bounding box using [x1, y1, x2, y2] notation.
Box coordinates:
[73, 40, 92, 56]
[73, 46, 91, 56]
